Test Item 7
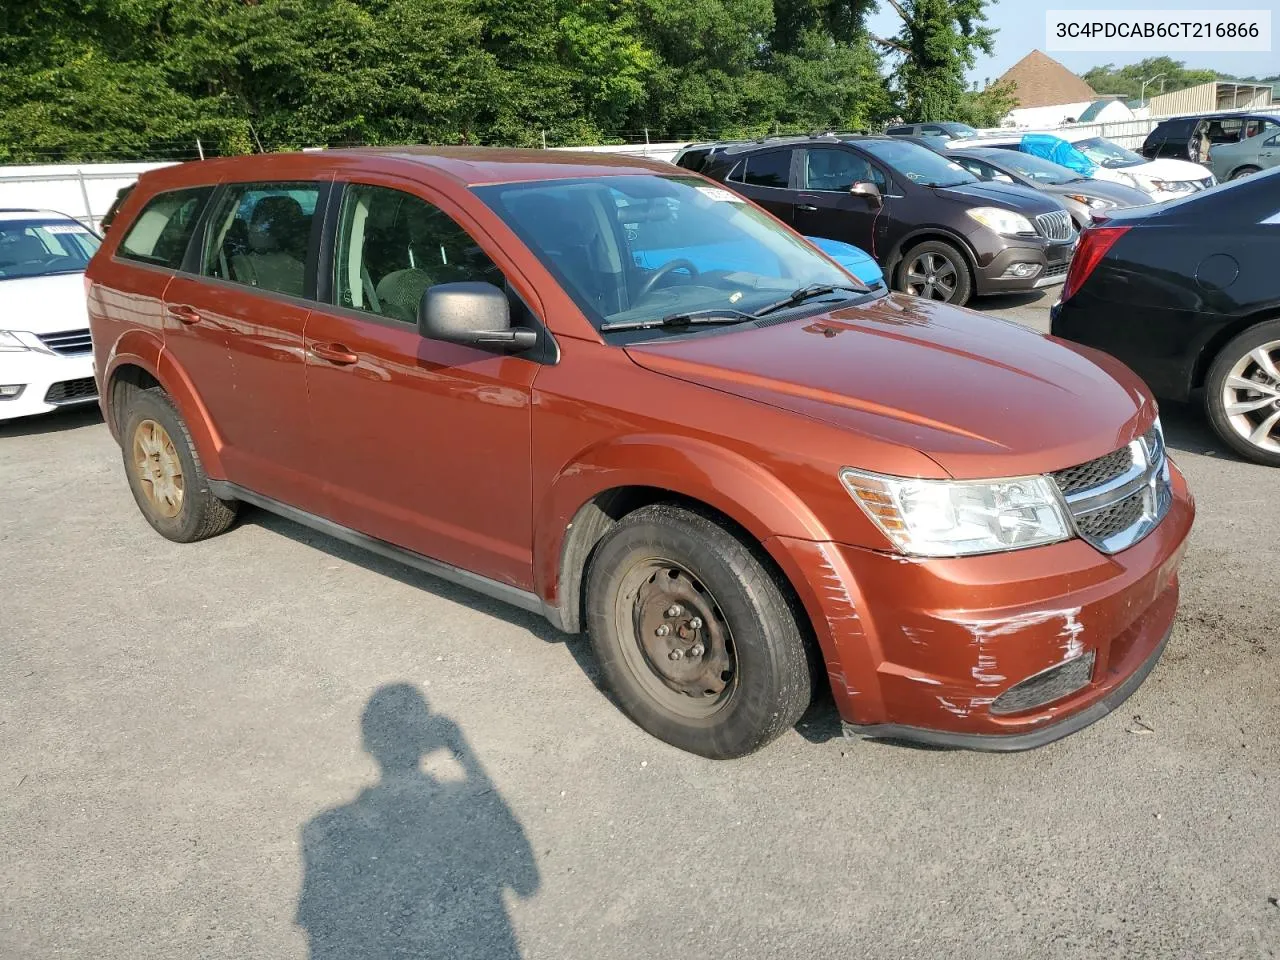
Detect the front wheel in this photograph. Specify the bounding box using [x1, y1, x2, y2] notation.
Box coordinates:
[584, 504, 814, 758]
[896, 240, 973, 305]
[1204, 320, 1280, 466]
[1230, 166, 1260, 181]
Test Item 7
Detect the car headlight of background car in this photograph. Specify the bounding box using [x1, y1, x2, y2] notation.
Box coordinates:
[1146, 178, 1194, 195]
[1064, 194, 1115, 210]
[0, 330, 31, 353]
[964, 207, 1036, 237]
[840, 469, 1071, 556]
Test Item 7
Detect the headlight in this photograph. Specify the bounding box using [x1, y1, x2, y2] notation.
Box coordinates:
[0, 331, 29, 353]
[1150, 179, 1193, 194]
[840, 468, 1072, 556]
[965, 206, 1036, 236]
[1064, 194, 1114, 210]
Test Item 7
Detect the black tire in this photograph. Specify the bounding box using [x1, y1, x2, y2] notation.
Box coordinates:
[1230, 166, 1260, 181]
[895, 240, 973, 305]
[1204, 319, 1280, 467]
[120, 387, 238, 541]
[584, 503, 813, 759]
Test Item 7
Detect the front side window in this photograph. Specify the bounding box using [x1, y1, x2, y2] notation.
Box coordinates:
[0, 218, 100, 280]
[201, 182, 321, 298]
[333, 183, 503, 323]
[118, 187, 212, 269]
[476, 175, 861, 338]
[739, 151, 792, 189]
[803, 148, 885, 192]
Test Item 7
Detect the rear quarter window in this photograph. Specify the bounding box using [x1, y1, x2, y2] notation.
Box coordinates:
[117, 186, 213, 269]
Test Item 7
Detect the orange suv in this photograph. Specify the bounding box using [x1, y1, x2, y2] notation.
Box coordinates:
[86, 148, 1194, 758]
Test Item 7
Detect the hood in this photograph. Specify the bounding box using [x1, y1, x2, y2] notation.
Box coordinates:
[0, 272, 90, 334]
[1130, 157, 1213, 183]
[1044, 179, 1154, 208]
[624, 293, 1154, 479]
[933, 179, 1059, 214]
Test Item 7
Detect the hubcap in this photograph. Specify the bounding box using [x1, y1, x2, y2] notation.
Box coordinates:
[132, 419, 184, 518]
[1221, 340, 1280, 453]
[615, 559, 735, 718]
[905, 252, 958, 301]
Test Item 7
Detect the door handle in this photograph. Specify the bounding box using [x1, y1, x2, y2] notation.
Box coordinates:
[796, 204, 819, 212]
[168, 304, 202, 325]
[310, 342, 359, 366]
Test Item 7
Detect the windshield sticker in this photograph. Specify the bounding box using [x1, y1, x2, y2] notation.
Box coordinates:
[44, 224, 89, 235]
[695, 186, 744, 203]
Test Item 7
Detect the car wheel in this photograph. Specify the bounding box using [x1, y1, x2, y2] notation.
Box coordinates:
[584, 504, 814, 758]
[1229, 166, 1260, 180]
[1204, 320, 1280, 466]
[896, 240, 973, 305]
[121, 387, 238, 541]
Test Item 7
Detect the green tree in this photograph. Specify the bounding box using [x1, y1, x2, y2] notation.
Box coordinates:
[1081, 57, 1216, 102]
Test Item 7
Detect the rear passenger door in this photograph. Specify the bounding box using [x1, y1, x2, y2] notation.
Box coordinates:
[302, 179, 540, 589]
[724, 149, 797, 222]
[161, 179, 330, 512]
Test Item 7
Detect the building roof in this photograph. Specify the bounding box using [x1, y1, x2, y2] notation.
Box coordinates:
[997, 50, 1097, 109]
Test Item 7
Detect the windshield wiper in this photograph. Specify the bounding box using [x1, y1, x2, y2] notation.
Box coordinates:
[599, 308, 757, 333]
[751, 283, 864, 318]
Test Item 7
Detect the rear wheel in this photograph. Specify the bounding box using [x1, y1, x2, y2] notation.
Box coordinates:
[1204, 320, 1280, 467]
[121, 388, 238, 540]
[584, 504, 813, 758]
[896, 240, 973, 305]
[1230, 166, 1261, 181]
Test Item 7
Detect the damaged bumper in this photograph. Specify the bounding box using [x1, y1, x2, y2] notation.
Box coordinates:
[767, 462, 1194, 749]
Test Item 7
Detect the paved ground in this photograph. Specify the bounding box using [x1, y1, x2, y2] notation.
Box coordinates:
[4, 292, 1279, 959]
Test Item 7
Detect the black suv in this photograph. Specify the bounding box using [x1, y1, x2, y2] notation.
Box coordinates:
[1143, 113, 1280, 161]
[697, 134, 1077, 305]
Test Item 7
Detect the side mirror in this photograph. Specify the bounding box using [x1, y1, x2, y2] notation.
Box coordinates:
[849, 180, 883, 209]
[418, 281, 537, 351]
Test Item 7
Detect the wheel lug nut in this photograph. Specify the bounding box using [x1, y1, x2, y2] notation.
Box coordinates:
[666, 605, 683, 618]
[668, 649, 684, 661]
[688, 643, 705, 657]
[655, 624, 671, 637]
[688, 617, 703, 630]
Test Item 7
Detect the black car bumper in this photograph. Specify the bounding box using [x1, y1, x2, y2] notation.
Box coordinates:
[975, 238, 1076, 295]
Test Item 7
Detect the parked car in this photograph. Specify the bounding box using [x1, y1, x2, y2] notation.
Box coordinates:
[0, 209, 101, 419]
[1051, 167, 1280, 465]
[805, 236, 885, 288]
[967, 133, 1215, 201]
[1143, 112, 1280, 162]
[87, 147, 1193, 758]
[947, 146, 1153, 230]
[886, 122, 979, 141]
[100, 185, 135, 233]
[699, 133, 1077, 305]
[1207, 128, 1280, 182]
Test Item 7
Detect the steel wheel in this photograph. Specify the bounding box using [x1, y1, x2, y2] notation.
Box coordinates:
[904, 251, 959, 301]
[131, 418, 185, 518]
[612, 558, 737, 719]
[1220, 340, 1280, 454]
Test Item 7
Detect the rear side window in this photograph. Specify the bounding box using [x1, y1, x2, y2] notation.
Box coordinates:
[1154, 119, 1192, 140]
[117, 187, 212, 269]
[737, 151, 792, 189]
[886, 126, 913, 135]
[676, 148, 710, 171]
[200, 182, 323, 298]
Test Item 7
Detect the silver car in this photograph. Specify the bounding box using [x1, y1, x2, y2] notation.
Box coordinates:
[1209, 130, 1280, 181]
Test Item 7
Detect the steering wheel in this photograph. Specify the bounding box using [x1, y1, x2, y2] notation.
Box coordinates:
[636, 258, 700, 301]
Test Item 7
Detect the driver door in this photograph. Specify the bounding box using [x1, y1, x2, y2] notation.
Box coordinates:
[792, 146, 889, 254]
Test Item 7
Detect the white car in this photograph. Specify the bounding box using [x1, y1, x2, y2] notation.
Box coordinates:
[966, 134, 1215, 202]
[0, 210, 101, 420]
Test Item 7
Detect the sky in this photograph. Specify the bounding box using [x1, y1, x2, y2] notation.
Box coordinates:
[863, 0, 1280, 84]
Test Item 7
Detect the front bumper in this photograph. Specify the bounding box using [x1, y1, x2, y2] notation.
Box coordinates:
[768, 461, 1194, 749]
[0, 348, 96, 420]
[975, 238, 1076, 295]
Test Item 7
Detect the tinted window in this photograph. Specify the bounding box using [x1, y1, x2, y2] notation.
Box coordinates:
[1156, 119, 1193, 139]
[740, 151, 792, 188]
[334, 184, 503, 324]
[0, 218, 100, 280]
[886, 126, 914, 135]
[857, 139, 977, 187]
[118, 187, 212, 269]
[201, 182, 321, 298]
[803, 148, 885, 191]
[676, 148, 711, 171]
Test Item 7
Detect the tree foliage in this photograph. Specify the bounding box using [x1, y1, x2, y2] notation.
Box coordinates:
[1080, 57, 1216, 102]
[0, 0, 1005, 163]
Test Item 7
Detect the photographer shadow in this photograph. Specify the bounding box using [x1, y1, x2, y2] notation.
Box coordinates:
[297, 684, 538, 960]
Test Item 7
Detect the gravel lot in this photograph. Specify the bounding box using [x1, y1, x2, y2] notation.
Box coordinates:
[3, 291, 1279, 959]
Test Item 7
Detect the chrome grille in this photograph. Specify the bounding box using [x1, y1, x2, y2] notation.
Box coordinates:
[1051, 424, 1171, 554]
[1035, 210, 1073, 241]
[37, 329, 93, 356]
[990, 652, 1095, 715]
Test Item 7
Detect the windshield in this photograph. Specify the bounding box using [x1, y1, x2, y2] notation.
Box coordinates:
[474, 175, 862, 335]
[1072, 137, 1145, 169]
[0, 218, 100, 280]
[857, 139, 977, 187]
[989, 151, 1078, 184]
